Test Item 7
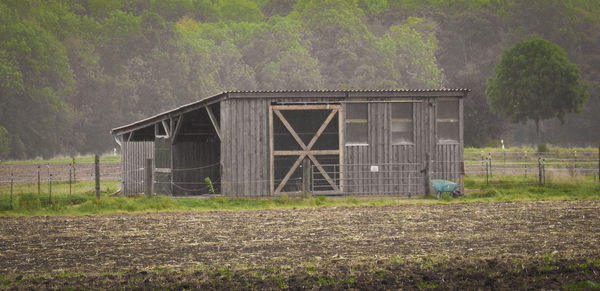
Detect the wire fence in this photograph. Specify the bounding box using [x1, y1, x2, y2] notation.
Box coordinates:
[0, 149, 598, 198]
[465, 150, 600, 185]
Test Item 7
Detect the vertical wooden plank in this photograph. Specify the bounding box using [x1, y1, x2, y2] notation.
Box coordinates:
[239, 100, 246, 197]
[263, 100, 269, 196]
[338, 108, 344, 193]
[224, 100, 231, 196]
[229, 100, 237, 196]
[387, 104, 392, 193]
[269, 104, 274, 196]
[252, 99, 259, 196]
[246, 99, 253, 197]
[134, 142, 138, 194]
[238, 100, 245, 197]
[122, 142, 127, 195]
[252, 100, 258, 196]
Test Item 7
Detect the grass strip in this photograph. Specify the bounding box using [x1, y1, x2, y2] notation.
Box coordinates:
[0, 178, 599, 216]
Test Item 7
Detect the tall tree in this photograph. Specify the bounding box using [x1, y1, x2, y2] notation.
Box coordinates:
[486, 37, 589, 146]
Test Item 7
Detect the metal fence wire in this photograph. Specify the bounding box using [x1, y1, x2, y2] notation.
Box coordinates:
[1, 149, 599, 196]
[465, 150, 600, 185]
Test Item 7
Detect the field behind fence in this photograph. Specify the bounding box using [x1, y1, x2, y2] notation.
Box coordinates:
[465, 149, 600, 185]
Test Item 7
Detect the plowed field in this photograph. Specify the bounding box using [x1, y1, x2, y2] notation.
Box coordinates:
[1, 200, 599, 289]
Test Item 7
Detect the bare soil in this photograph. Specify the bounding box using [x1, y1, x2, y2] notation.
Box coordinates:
[1, 200, 599, 289]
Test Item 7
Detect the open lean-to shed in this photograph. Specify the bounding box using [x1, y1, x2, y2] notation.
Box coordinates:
[111, 89, 469, 196]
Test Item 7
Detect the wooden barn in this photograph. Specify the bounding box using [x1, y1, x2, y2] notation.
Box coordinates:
[111, 89, 469, 196]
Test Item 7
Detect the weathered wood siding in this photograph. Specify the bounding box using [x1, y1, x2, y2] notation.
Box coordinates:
[220, 98, 270, 196]
[172, 138, 220, 195]
[344, 99, 442, 195]
[121, 141, 154, 195]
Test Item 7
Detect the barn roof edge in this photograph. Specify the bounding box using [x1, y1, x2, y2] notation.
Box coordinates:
[110, 89, 470, 136]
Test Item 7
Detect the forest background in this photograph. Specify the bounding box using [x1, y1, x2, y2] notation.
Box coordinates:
[1, 0, 599, 159]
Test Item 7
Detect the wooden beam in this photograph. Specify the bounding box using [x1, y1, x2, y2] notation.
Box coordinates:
[171, 114, 184, 145]
[269, 106, 274, 194]
[274, 150, 339, 156]
[305, 110, 337, 150]
[273, 109, 339, 193]
[273, 110, 306, 149]
[162, 120, 170, 137]
[274, 152, 307, 194]
[271, 105, 341, 110]
[206, 106, 222, 140]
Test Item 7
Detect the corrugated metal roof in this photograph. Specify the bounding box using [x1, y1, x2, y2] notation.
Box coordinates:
[226, 89, 470, 93]
[111, 89, 470, 135]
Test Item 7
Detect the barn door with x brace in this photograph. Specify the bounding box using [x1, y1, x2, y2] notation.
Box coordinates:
[269, 105, 343, 194]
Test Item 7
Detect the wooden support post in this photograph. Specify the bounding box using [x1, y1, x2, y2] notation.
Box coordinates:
[488, 153, 492, 177]
[48, 173, 52, 205]
[10, 172, 13, 210]
[423, 152, 431, 195]
[69, 164, 72, 195]
[37, 164, 40, 195]
[206, 106, 222, 140]
[302, 158, 311, 194]
[95, 155, 100, 199]
[538, 157, 543, 186]
[486, 157, 489, 185]
[598, 143, 600, 183]
[72, 157, 76, 182]
[145, 158, 153, 197]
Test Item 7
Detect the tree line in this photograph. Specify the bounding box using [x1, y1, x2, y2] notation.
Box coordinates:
[0, 0, 598, 159]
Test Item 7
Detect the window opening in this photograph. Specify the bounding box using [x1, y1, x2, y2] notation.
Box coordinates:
[345, 104, 368, 145]
[392, 103, 413, 144]
[437, 100, 459, 142]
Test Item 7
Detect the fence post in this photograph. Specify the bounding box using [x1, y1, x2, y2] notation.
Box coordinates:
[95, 155, 100, 199]
[488, 153, 492, 178]
[598, 143, 600, 183]
[524, 151, 528, 177]
[538, 157, 541, 185]
[72, 157, 76, 182]
[48, 173, 52, 205]
[37, 164, 41, 195]
[542, 158, 546, 185]
[302, 158, 311, 194]
[10, 172, 13, 210]
[145, 158, 153, 197]
[485, 157, 489, 185]
[538, 157, 546, 185]
[69, 163, 72, 195]
[423, 152, 431, 195]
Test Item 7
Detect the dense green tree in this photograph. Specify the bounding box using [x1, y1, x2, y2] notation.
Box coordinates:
[0, 2, 75, 158]
[2, 0, 599, 158]
[218, 0, 264, 22]
[374, 17, 444, 89]
[243, 16, 323, 89]
[486, 37, 589, 146]
[292, 0, 377, 88]
[0, 126, 10, 160]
